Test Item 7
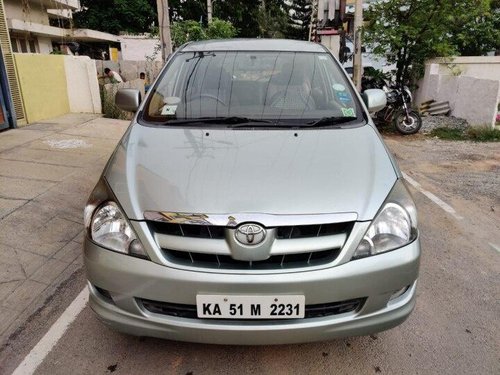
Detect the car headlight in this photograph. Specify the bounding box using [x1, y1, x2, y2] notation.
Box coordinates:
[84, 178, 149, 259]
[352, 179, 417, 259]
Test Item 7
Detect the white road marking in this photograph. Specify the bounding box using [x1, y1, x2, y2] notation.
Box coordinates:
[402, 172, 463, 220]
[401, 173, 421, 188]
[489, 243, 500, 254]
[11, 288, 89, 375]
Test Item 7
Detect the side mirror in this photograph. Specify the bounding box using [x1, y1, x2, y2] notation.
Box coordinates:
[115, 89, 141, 112]
[362, 89, 387, 113]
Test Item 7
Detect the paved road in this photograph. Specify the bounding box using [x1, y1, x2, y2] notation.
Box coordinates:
[2, 135, 499, 375]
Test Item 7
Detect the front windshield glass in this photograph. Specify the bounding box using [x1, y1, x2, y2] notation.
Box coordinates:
[143, 51, 361, 125]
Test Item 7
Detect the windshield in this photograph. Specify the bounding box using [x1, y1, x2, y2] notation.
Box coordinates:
[143, 51, 361, 125]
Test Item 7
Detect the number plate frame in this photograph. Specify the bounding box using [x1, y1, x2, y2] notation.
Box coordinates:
[196, 295, 305, 319]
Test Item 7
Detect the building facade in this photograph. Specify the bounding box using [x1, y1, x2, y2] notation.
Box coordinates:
[0, 0, 121, 128]
[3, 0, 119, 55]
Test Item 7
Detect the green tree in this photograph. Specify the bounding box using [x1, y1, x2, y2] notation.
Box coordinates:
[364, 0, 500, 85]
[171, 20, 205, 48]
[170, 18, 237, 49]
[73, 0, 337, 42]
[288, 0, 312, 40]
[450, 0, 500, 56]
[169, 0, 260, 38]
[168, 0, 206, 22]
[74, 0, 157, 34]
[257, 0, 290, 38]
[213, 1, 261, 37]
[206, 18, 239, 39]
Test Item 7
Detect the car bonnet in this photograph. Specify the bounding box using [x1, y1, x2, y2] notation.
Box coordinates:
[104, 124, 397, 222]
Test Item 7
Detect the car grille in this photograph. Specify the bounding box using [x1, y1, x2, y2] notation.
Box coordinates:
[139, 298, 365, 320]
[150, 222, 226, 239]
[148, 221, 353, 270]
[150, 222, 351, 240]
[165, 249, 340, 270]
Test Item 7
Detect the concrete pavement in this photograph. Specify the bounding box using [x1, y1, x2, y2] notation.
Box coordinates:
[0, 114, 129, 346]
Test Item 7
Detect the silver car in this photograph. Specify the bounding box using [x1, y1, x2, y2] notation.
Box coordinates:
[84, 39, 420, 345]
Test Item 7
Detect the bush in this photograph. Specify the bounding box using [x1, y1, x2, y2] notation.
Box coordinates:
[207, 19, 238, 39]
[430, 126, 500, 142]
[429, 127, 465, 140]
[100, 86, 128, 120]
[466, 127, 500, 142]
[171, 18, 237, 49]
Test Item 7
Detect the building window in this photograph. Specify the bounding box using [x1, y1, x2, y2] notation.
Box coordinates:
[10, 36, 39, 53]
[28, 40, 37, 53]
[19, 39, 28, 53]
[10, 37, 18, 52]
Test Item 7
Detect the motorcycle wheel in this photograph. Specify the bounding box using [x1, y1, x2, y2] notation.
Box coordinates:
[394, 110, 422, 135]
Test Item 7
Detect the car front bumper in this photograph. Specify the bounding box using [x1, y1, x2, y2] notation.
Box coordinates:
[84, 236, 420, 345]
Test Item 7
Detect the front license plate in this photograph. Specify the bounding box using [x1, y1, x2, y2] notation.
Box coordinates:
[196, 295, 305, 319]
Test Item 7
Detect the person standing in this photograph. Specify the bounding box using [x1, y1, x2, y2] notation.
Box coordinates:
[140, 72, 151, 92]
[104, 68, 123, 83]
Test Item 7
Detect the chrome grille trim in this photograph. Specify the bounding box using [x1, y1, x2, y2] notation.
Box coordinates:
[154, 231, 348, 256]
[163, 249, 341, 270]
[144, 211, 358, 227]
[155, 234, 231, 255]
[271, 234, 347, 255]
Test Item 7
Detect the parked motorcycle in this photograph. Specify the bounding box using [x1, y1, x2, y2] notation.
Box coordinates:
[374, 84, 422, 135]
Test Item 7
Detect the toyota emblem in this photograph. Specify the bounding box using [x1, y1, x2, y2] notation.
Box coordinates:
[235, 223, 266, 246]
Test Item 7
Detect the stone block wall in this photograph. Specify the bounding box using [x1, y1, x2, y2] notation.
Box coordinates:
[416, 56, 500, 128]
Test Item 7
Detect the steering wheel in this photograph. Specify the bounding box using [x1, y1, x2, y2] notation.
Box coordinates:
[188, 93, 226, 106]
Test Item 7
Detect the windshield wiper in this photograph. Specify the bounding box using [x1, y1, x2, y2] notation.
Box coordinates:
[163, 116, 357, 128]
[304, 116, 358, 128]
[165, 117, 274, 126]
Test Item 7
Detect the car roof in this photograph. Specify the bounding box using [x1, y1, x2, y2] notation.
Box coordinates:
[180, 39, 327, 53]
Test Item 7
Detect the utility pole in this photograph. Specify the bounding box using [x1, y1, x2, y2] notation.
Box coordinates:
[353, 0, 363, 91]
[156, 0, 172, 62]
[207, 0, 213, 23]
[308, 0, 318, 42]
